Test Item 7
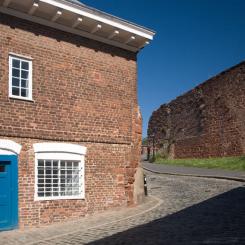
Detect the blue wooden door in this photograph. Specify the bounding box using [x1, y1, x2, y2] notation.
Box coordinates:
[0, 155, 18, 230]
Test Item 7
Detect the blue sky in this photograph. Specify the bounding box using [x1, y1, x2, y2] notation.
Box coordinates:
[80, 0, 245, 137]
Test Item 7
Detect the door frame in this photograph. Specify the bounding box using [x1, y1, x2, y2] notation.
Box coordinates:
[0, 155, 18, 231]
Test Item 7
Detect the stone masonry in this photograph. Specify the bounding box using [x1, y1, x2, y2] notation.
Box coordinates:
[0, 13, 142, 228]
[148, 62, 245, 158]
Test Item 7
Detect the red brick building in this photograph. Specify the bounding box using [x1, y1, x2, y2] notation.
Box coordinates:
[148, 62, 245, 159]
[0, 0, 155, 230]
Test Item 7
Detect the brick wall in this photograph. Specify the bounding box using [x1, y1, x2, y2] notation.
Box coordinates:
[5, 137, 132, 228]
[0, 13, 142, 227]
[148, 62, 245, 158]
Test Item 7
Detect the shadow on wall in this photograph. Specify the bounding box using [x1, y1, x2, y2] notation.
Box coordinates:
[88, 186, 245, 245]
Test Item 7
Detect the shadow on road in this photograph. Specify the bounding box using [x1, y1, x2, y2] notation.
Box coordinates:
[88, 186, 245, 245]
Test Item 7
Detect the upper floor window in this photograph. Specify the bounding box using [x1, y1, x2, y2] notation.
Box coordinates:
[9, 55, 32, 100]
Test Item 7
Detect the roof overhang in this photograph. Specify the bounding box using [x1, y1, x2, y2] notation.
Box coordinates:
[0, 0, 156, 52]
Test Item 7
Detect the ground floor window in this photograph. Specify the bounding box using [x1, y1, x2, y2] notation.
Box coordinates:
[37, 160, 82, 198]
[34, 143, 86, 201]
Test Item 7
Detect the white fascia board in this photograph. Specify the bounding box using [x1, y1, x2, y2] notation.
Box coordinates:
[40, 0, 155, 40]
[0, 7, 138, 52]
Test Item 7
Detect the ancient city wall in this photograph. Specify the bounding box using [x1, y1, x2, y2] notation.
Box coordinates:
[148, 62, 245, 158]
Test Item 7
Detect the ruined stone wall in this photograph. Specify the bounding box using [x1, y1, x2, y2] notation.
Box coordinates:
[148, 62, 245, 158]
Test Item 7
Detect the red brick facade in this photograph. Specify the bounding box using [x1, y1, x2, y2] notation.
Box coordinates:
[148, 62, 245, 158]
[0, 13, 142, 228]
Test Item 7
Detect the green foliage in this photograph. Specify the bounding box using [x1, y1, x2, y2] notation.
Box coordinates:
[142, 137, 148, 145]
[155, 152, 166, 161]
[149, 152, 164, 163]
[155, 156, 245, 171]
[149, 156, 155, 163]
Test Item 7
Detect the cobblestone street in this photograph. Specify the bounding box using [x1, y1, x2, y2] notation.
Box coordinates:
[1, 171, 244, 245]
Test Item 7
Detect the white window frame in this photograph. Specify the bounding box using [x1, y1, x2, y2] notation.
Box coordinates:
[9, 54, 33, 101]
[33, 143, 87, 201]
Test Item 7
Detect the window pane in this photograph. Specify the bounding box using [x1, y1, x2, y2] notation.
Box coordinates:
[38, 179, 44, 184]
[38, 192, 44, 197]
[61, 171, 65, 181]
[21, 88, 28, 97]
[21, 70, 29, 79]
[53, 170, 58, 183]
[46, 161, 51, 167]
[67, 161, 73, 167]
[38, 160, 44, 167]
[46, 169, 51, 177]
[12, 59, 20, 68]
[12, 68, 20, 77]
[21, 79, 28, 88]
[12, 78, 20, 87]
[45, 191, 51, 197]
[61, 161, 66, 168]
[0, 166, 5, 172]
[12, 87, 19, 96]
[53, 169, 58, 175]
[38, 169, 44, 175]
[53, 161, 58, 168]
[21, 61, 29, 70]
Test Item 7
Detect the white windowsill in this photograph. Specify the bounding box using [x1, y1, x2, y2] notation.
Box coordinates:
[35, 195, 85, 201]
[9, 96, 35, 102]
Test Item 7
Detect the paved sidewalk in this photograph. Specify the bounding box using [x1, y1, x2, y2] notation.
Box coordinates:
[142, 161, 245, 182]
[0, 196, 161, 245]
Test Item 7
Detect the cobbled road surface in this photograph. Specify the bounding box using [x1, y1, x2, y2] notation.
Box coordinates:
[29, 171, 245, 245]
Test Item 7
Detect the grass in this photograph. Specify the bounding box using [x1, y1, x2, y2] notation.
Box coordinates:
[154, 155, 245, 171]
